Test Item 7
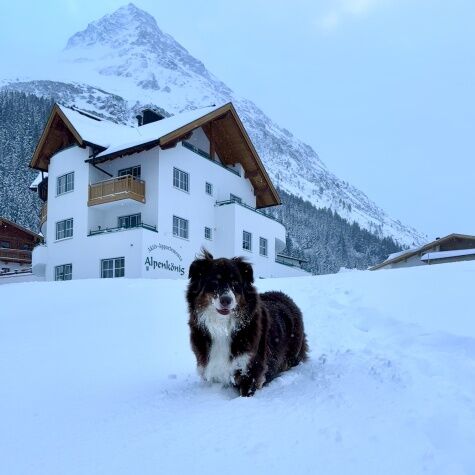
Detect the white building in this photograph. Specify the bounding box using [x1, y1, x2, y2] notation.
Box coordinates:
[30, 103, 308, 281]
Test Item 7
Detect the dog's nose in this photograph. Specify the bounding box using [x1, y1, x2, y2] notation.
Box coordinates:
[219, 294, 232, 307]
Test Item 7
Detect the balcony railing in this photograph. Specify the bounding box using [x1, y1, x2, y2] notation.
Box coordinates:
[183, 141, 241, 177]
[275, 253, 308, 269]
[40, 202, 47, 226]
[88, 175, 146, 206]
[215, 199, 282, 224]
[0, 248, 32, 263]
[88, 223, 157, 236]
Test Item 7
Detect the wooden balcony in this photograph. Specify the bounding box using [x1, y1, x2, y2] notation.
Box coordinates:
[40, 202, 47, 226]
[88, 175, 146, 207]
[0, 248, 32, 263]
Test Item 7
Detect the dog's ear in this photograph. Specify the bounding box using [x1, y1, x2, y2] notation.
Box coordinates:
[188, 256, 211, 281]
[233, 257, 254, 285]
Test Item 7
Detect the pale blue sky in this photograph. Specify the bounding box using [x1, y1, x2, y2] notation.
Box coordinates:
[1, 0, 474, 239]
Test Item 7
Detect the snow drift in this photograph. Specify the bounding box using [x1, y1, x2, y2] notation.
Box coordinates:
[1, 263, 475, 474]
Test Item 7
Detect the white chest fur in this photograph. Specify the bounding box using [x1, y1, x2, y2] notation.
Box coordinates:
[198, 308, 250, 385]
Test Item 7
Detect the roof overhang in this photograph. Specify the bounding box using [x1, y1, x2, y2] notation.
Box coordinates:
[31, 102, 281, 208]
[0, 217, 42, 241]
[88, 103, 280, 208]
[30, 104, 86, 172]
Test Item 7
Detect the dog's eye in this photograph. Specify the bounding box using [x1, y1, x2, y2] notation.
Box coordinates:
[207, 281, 219, 292]
[232, 281, 241, 291]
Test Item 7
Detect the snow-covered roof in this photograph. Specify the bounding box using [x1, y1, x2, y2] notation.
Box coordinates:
[371, 233, 475, 270]
[385, 248, 418, 262]
[94, 105, 221, 159]
[30, 102, 281, 208]
[58, 105, 138, 149]
[421, 248, 475, 261]
[29, 172, 48, 190]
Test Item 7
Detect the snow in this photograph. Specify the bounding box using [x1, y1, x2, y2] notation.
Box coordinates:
[1, 262, 475, 474]
[58, 103, 221, 159]
[29, 172, 47, 190]
[421, 248, 475, 261]
[385, 247, 417, 261]
[0, 2, 427, 247]
[95, 104, 220, 158]
[58, 105, 138, 149]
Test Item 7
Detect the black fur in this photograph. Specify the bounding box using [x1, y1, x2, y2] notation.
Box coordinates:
[187, 250, 308, 396]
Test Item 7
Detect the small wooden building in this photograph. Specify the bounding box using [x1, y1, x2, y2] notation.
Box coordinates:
[370, 233, 475, 270]
[0, 217, 42, 274]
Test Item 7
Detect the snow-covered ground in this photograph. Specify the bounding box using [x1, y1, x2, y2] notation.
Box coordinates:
[1, 263, 475, 475]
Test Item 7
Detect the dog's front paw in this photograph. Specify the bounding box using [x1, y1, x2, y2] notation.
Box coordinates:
[236, 374, 256, 397]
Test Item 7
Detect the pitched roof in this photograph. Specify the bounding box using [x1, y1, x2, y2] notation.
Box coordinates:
[370, 233, 475, 270]
[0, 217, 41, 239]
[30, 103, 280, 208]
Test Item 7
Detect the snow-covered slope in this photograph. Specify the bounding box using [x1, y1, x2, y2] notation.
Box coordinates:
[1, 263, 475, 474]
[0, 3, 424, 247]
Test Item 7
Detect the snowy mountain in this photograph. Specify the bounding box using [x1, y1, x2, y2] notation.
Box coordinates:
[2, 263, 475, 473]
[0, 3, 425, 247]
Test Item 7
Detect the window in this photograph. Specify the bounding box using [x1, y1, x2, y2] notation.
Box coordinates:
[0, 241, 10, 249]
[21, 244, 31, 250]
[173, 167, 189, 192]
[204, 226, 212, 240]
[118, 165, 141, 178]
[55, 264, 72, 281]
[243, 231, 252, 251]
[118, 213, 141, 229]
[205, 182, 213, 195]
[230, 194, 242, 204]
[56, 172, 74, 195]
[259, 237, 268, 257]
[101, 257, 125, 278]
[173, 216, 189, 239]
[56, 219, 73, 240]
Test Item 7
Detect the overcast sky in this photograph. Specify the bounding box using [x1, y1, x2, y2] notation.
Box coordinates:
[1, 0, 474, 239]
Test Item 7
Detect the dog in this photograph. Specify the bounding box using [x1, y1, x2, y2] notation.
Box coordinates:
[186, 250, 308, 397]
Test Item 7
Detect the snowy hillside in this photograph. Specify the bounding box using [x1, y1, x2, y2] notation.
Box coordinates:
[0, 3, 424, 247]
[1, 263, 475, 474]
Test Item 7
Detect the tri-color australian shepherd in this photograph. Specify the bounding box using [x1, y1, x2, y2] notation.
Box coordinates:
[186, 250, 308, 397]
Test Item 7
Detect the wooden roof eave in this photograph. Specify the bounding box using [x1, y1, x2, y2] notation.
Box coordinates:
[159, 103, 281, 208]
[0, 217, 42, 240]
[86, 139, 162, 165]
[29, 104, 85, 171]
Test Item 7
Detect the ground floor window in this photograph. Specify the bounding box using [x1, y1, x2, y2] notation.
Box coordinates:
[259, 237, 268, 256]
[55, 264, 72, 281]
[204, 226, 212, 240]
[173, 215, 189, 239]
[101, 257, 125, 278]
[118, 213, 141, 229]
[243, 230, 252, 251]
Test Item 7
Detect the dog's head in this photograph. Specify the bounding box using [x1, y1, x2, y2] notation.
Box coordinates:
[187, 249, 255, 317]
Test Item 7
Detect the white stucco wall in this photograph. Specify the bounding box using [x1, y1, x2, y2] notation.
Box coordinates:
[33, 137, 309, 281]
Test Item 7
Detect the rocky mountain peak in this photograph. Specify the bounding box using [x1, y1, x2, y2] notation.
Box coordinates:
[3, 4, 425, 247]
[65, 3, 160, 50]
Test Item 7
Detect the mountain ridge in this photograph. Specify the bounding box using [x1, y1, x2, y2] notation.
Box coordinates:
[0, 3, 425, 247]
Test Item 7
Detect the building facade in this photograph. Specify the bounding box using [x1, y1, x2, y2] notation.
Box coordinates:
[0, 217, 41, 276]
[30, 103, 308, 281]
[370, 233, 475, 270]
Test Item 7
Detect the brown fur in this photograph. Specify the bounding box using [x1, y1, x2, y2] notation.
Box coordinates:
[187, 250, 308, 396]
